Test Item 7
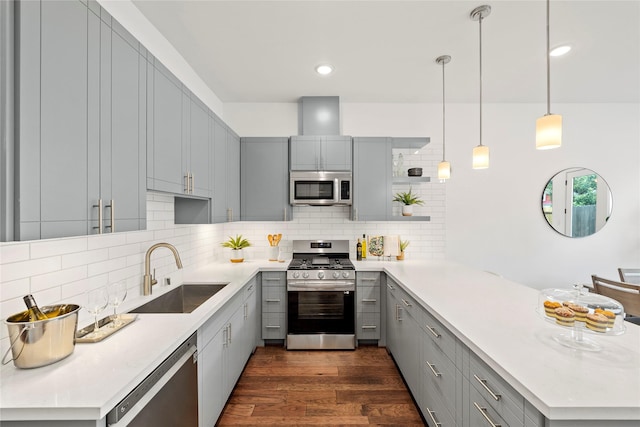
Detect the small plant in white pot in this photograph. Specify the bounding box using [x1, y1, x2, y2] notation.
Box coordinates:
[397, 239, 410, 260]
[392, 188, 424, 216]
[221, 234, 251, 263]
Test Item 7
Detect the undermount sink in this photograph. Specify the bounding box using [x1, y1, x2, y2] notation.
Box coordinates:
[130, 283, 228, 314]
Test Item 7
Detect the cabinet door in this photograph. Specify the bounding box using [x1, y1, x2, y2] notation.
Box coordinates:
[148, 63, 183, 194]
[290, 136, 321, 170]
[106, 23, 146, 233]
[227, 130, 241, 221]
[353, 137, 392, 221]
[241, 137, 291, 221]
[212, 117, 228, 223]
[322, 136, 352, 171]
[199, 325, 226, 427]
[188, 97, 211, 197]
[17, 0, 91, 240]
[225, 305, 246, 396]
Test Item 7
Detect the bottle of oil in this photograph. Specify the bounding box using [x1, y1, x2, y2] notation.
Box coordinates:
[361, 234, 367, 259]
[356, 238, 362, 261]
[23, 294, 48, 321]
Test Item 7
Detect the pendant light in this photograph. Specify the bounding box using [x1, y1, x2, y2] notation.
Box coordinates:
[470, 5, 491, 170]
[436, 55, 451, 181]
[536, 0, 562, 149]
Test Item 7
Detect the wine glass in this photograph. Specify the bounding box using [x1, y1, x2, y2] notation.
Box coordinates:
[85, 287, 108, 337]
[107, 282, 128, 327]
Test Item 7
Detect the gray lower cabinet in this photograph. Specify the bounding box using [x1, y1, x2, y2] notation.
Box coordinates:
[261, 272, 287, 340]
[212, 117, 241, 223]
[290, 136, 352, 171]
[384, 274, 545, 427]
[352, 137, 392, 221]
[240, 137, 292, 221]
[198, 278, 257, 426]
[14, 0, 145, 240]
[356, 272, 381, 341]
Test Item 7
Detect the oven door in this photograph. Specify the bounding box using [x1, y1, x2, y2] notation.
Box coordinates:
[287, 285, 355, 336]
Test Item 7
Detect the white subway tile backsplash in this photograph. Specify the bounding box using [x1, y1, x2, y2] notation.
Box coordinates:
[61, 248, 109, 269]
[88, 257, 128, 278]
[1, 256, 61, 283]
[87, 233, 127, 250]
[30, 237, 88, 259]
[0, 243, 30, 264]
[1, 278, 29, 301]
[31, 266, 87, 293]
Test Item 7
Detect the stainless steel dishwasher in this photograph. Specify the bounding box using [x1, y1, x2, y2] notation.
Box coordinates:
[107, 333, 198, 426]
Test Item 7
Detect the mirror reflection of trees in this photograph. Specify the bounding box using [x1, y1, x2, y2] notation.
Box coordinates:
[541, 168, 612, 238]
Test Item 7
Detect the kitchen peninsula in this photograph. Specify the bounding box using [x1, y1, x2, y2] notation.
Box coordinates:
[1, 260, 638, 426]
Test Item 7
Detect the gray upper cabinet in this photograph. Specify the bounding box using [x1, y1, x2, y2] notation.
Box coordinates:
[186, 96, 211, 198]
[147, 61, 184, 195]
[290, 136, 352, 171]
[13, 0, 145, 240]
[352, 137, 392, 221]
[212, 117, 240, 223]
[240, 138, 292, 221]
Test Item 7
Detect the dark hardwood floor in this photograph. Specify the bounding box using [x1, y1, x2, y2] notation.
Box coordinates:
[216, 345, 425, 426]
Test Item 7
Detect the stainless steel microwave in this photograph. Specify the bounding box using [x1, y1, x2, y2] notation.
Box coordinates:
[290, 171, 352, 206]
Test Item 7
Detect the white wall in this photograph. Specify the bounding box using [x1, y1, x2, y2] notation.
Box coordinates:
[224, 101, 640, 289]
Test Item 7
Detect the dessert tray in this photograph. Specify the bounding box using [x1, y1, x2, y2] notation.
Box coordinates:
[538, 287, 626, 351]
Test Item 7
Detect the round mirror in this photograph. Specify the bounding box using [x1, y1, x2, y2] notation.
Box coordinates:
[541, 168, 612, 238]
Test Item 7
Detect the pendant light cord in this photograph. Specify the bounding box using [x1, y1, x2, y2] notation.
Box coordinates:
[441, 59, 446, 161]
[478, 13, 483, 147]
[546, 0, 551, 115]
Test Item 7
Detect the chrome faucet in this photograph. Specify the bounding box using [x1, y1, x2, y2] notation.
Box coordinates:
[143, 243, 183, 296]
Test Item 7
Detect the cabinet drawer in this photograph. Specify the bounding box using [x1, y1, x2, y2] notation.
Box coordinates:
[470, 354, 524, 427]
[262, 285, 286, 312]
[422, 382, 456, 427]
[422, 336, 456, 417]
[262, 313, 286, 339]
[357, 312, 380, 340]
[422, 309, 456, 364]
[387, 279, 419, 321]
[261, 271, 286, 285]
[357, 271, 381, 287]
[470, 385, 512, 427]
[357, 286, 380, 313]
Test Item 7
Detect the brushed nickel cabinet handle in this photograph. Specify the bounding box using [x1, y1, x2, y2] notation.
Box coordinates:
[361, 278, 377, 282]
[227, 208, 232, 222]
[265, 299, 281, 303]
[426, 409, 442, 427]
[265, 325, 281, 329]
[473, 402, 501, 427]
[426, 325, 441, 338]
[401, 298, 412, 307]
[427, 361, 442, 377]
[104, 199, 114, 232]
[361, 298, 377, 303]
[228, 323, 232, 343]
[184, 173, 190, 193]
[190, 173, 194, 193]
[474, 374, 502, 401]
[93, 199, 103, 234]
[387, 283, 395, 290]
[361, 325, 377, 330]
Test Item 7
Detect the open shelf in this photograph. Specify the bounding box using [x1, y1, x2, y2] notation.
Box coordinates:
[393, 176, 430, 185]
[389, 215, 431, 221]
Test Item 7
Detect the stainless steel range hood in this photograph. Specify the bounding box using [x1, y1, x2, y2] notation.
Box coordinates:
[298, 96, 340, 135]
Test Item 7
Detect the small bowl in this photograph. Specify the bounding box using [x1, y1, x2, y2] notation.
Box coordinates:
[407, 168, 422, 177]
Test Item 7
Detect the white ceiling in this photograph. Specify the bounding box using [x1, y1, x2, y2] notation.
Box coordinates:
[131, 0, 640, 104]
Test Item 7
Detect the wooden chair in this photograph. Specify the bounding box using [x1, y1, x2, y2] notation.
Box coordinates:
[618, 268, 640, 284]
[591, 275, 640, 317]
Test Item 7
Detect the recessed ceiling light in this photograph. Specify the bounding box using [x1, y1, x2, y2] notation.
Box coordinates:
[550, 45, 571, 57]
[315, 64, 334, 75]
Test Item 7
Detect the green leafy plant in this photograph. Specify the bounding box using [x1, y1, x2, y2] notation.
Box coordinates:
[392, 188, 424, 206]
[399, 239, 410, 252]
[221, 234, 252, 250]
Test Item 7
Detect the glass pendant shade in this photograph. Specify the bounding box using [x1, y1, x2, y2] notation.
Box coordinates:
[536, 114, 562, 149]
[437, 161, 451, 180]
[472, 145, 489, 169]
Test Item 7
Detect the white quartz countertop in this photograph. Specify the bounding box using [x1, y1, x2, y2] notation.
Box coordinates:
[2, 259, 639, 423]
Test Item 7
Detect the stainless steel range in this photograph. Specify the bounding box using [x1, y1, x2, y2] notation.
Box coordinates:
[286, 240, 355, 350]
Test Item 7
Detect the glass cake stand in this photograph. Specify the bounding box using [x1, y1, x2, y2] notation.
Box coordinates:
[537, 286, 626, 352]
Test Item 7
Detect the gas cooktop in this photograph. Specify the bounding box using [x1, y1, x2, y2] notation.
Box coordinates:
[288, 257, 355, 271]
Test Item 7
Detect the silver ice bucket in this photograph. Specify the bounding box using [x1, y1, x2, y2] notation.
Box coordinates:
[3, 304, 80, 369]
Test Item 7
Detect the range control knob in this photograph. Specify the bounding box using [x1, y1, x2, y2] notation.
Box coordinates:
[342, 272, 350, 279]
[317, 271, 325, 279]
[332, 272, 340, 279]
[292, 272, 300, 279]
[302, 272, 309, 279]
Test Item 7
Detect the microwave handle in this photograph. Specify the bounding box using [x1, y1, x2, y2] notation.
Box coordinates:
[334, 178, 340, 204]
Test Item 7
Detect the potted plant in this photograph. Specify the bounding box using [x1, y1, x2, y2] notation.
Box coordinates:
[397, 239, 410, 260]
[392, 187, 424, 216]
[221, 234, 251, 263]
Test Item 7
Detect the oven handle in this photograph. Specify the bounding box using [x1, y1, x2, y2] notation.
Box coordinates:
[287, 281, 355, 291]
